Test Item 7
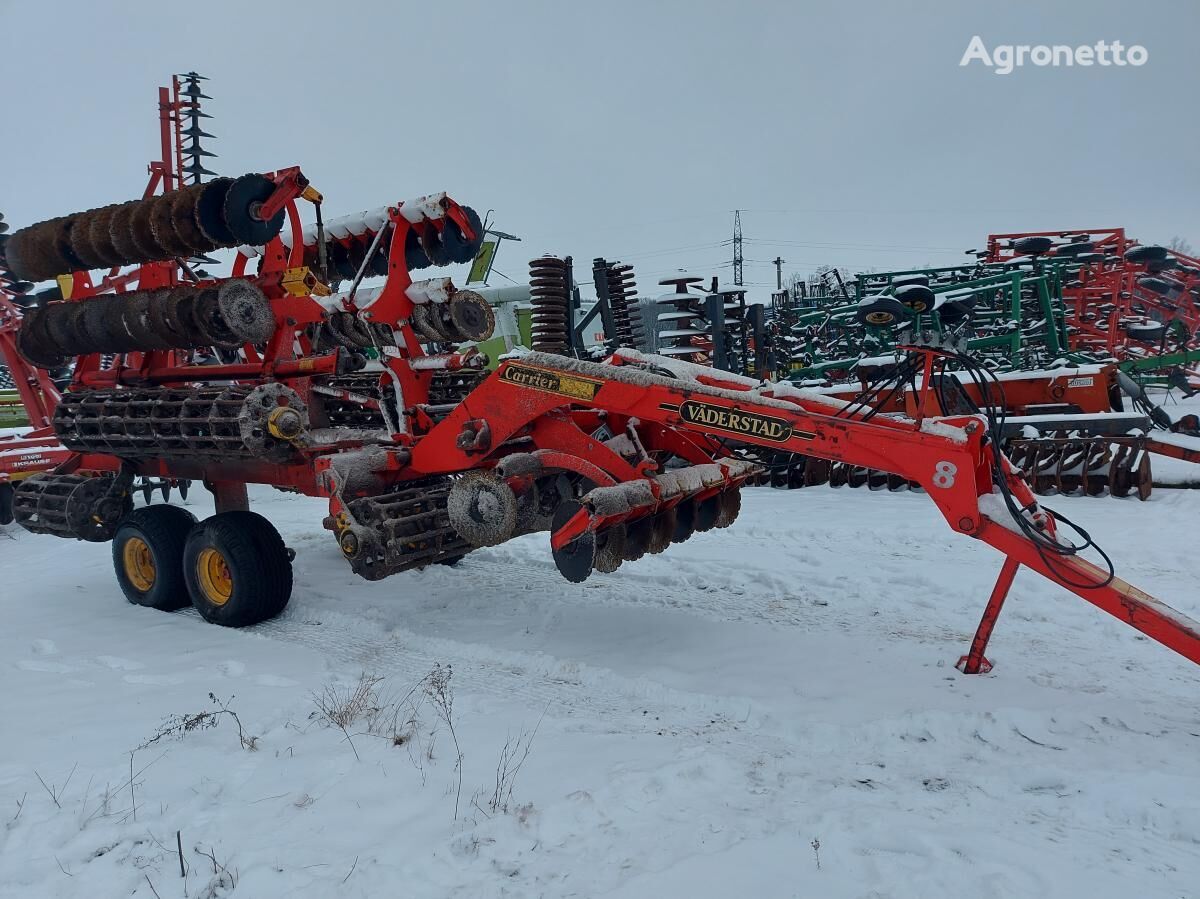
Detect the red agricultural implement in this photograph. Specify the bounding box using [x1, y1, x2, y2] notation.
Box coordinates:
[988, 228, 1200, 363]
[0, 289, 72, 523]
[752, 357, 1200, 498]
[2, 82, 1199, 680]
[5, 182, 1200, 676]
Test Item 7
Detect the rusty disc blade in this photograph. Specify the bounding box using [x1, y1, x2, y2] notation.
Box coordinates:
[1084, 442, 1110, 496]
[622, 515, 654, 560]
[68, 210, 108, 269]
[98, 296, 142, 352]
[86, 204, 124, 268]
[194, 177, 235, 245]
[714, 488, 741, 528]
[1109, 445, 1131, 497]
[672, 499, 697, 542]
[216, 279, 274, 343]
[193, 287, 242, 349]
[1133, 451, 1152, 501]
[828, 461, 848, 487]
[120, 291, 171, 350]
[42, 301, 87, 355]
[108, 202, 143, 264]
[407, 305, 438, 343]
[1055, 444, 1085, 495]
[52, 218, 88, 273]
[169, 185, 211, 253]
[145, 289, 182, 347]
[149, 193, 194, 257]
[126, 197, 162, 260]
[593, 523, 627, 573]
[0, 224, 41, 281]
[647, 507, 676, 554]
[14, 219, 67, 281]
[15, 307, 67, 368]
[694, 494, 721, 531]
[802, 456, 830, 487]
[158, 287, 204, 348]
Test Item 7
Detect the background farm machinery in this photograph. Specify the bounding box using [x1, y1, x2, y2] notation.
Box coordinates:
[526, 257, 774, 381]
[756, 228, 1200, 498]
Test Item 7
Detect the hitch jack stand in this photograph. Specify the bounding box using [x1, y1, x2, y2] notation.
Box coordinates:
[957, 556, 1021, 674]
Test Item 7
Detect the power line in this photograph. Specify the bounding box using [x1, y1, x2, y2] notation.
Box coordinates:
[732, 210, 743, 286]
[741, 237, 964, 253]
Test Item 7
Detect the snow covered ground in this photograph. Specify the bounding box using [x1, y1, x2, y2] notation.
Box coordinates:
[1, 477, 1199, 898]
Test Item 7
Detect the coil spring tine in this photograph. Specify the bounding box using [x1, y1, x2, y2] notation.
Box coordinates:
[529, 255, 572, 353]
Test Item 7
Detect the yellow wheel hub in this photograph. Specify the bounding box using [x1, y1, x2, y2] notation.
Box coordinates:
[196, 547, 234, 606]
[865, 311, 895, 325]
[122, 537, 156, 592]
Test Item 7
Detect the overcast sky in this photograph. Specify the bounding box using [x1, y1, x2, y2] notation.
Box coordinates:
[2, 0, 1196, 301]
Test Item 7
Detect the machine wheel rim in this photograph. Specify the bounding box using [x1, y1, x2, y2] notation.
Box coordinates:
[122, 537, 157, 592]
[196, 547, 233, 605]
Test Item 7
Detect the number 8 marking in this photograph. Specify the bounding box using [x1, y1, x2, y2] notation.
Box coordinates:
[933, 461, 957, 489]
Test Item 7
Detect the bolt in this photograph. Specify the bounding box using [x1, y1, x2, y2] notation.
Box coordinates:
[958, 516, 975, 531]
[267, 407, 304, 440]
[339, 531, 360, 556]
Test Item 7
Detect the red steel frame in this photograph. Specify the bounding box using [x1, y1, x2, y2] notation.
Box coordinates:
[988, 228, 1200, 363]
[408, 348, 1200, 673]
[13, 82, 1199, 676]
[0, 292, 72, 485]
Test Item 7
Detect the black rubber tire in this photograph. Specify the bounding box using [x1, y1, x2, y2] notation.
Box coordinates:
[1055, 241, 1094, 257]
[0, 482, 13, 526]
[855, 296, 909, 326]
[112, 505, 198, 611]
[183, 511, 293, 627]
[895, 283, 935, 312]
[1137, 276, 1172, 297]
[1125, 244, 1168, 264]
[1013, 236, 1053, 255]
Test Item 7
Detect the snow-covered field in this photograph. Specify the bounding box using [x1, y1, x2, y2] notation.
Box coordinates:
[1, 477, 1199, 898]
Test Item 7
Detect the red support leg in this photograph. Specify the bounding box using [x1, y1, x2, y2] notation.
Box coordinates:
[957, 556, 1021, 674]
[209, 480, 249, 514]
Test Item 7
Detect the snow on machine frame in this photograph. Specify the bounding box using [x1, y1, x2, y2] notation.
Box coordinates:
[3, 84, 1199, 681]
